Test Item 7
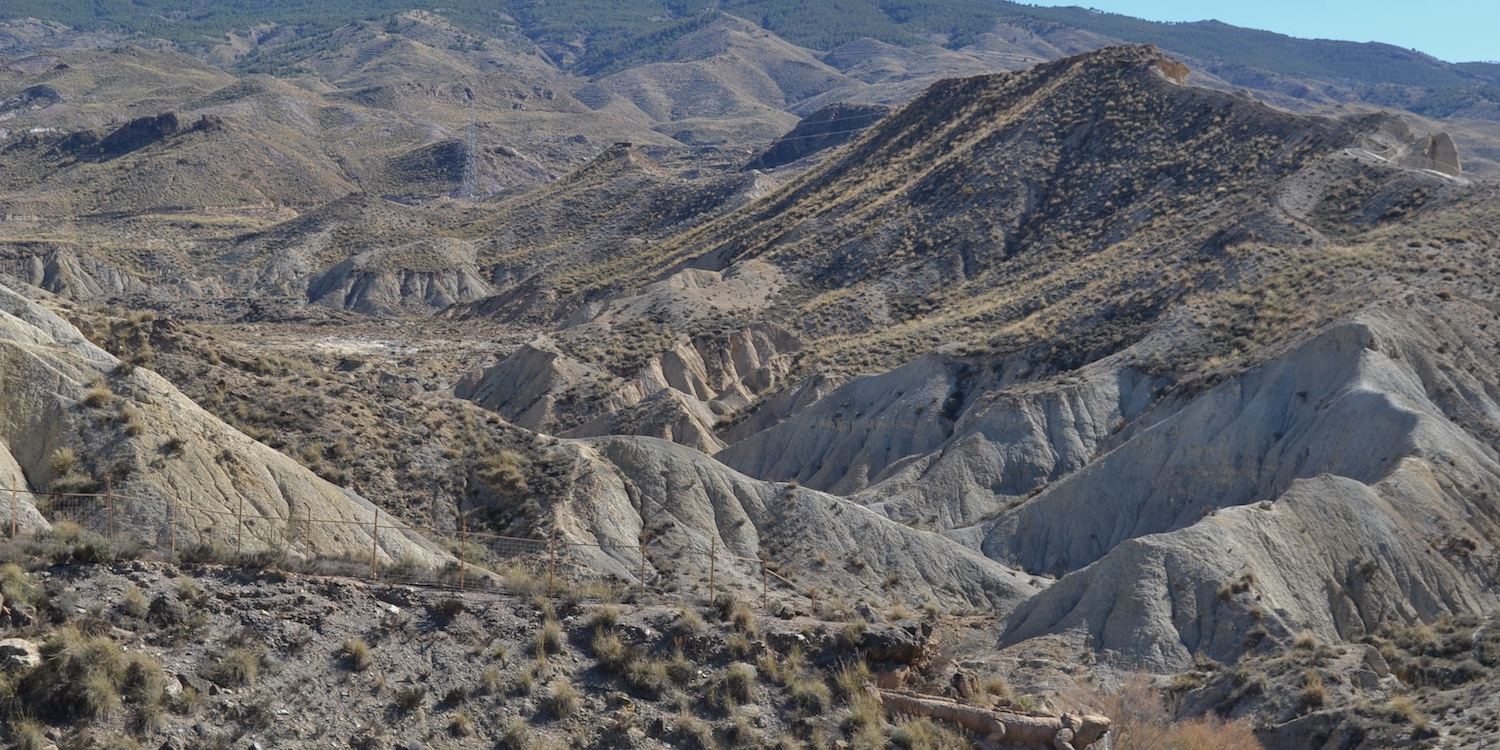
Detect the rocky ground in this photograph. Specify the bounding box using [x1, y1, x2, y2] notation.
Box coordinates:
[0, 550, 1015, 750]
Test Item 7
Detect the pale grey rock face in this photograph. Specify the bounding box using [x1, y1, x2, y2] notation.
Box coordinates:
[993, 302, 1500, 670]
[456, 288, 804, 450]
[549, 433, 1040, 609]
[0, 244, 144, 299]
[982, 321, 1420, 575]
[716, 353, 968, 495]
[715, 337, 1172, 530]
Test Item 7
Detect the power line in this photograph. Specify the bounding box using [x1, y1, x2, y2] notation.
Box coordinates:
[757, 117, 885, 146]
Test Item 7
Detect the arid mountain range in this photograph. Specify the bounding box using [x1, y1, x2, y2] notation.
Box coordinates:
[4, 3, 1500, 749]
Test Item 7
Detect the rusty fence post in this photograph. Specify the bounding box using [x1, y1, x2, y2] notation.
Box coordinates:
[708, 537, 717, 604]
[547, 527, 558, 596]
[304, 508, 312, 560]
[106, 483, 115, 543]
[761, 558, 769, 613]
[370, 507, 380, 580]
[235, 494, 245, 558]
[170, 492, 178, 559]
[638, 536, 649, 599]
[10, 485, 17, 538]
[459, 516, 468, 592]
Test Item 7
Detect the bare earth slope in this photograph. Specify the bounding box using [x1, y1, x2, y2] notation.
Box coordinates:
[0, 282, 446, 565]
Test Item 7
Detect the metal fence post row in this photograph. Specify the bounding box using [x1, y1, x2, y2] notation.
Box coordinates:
[761, 557, 769, 613]
[169, 491, 178, 559]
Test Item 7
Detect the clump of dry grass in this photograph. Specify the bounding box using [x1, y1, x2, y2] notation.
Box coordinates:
[342, 638, 373, 671]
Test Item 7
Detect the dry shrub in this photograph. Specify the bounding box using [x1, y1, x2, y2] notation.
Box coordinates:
[342, 638, 373, 671]
[537, 618, 564, 655]
[1077, 673, 1171, 750]
[1163, 714, 1264, 749]
[1063, 672, 1265, 750]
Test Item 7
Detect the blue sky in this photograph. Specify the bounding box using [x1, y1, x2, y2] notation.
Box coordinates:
[1021, 1, 1498, 63]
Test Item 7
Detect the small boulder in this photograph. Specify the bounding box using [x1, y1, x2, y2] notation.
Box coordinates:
[148, 594, 188, 627]
[0, 638, 41, 669]
[861, 621, 934, 666]
[1360, 643, 1390, 677]
[3, 602, 36, 627]
[875, 666, 911, 689]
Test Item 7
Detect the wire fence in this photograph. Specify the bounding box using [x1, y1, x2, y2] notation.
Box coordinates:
[2, 484, 812, 611]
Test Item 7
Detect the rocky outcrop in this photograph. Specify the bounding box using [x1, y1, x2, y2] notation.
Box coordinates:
[0, 638, 40, 669]
[0, 282, 447, 566]
[984, 319, 1436, 575]
[460, 296, 802, 452]
[854, 361, 1168, 530]
[719, 345, 1167, 529]
[1417, 132, 1462, 176]
[562, 388, 727, 453]
[456, 336, 628, 434]
[0, 84, 61, 114]
[717, 353, 972, 495]
[72, 112, 222, 157]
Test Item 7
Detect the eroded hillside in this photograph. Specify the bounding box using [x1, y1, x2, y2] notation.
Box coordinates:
[1, 20, 1499, 750]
